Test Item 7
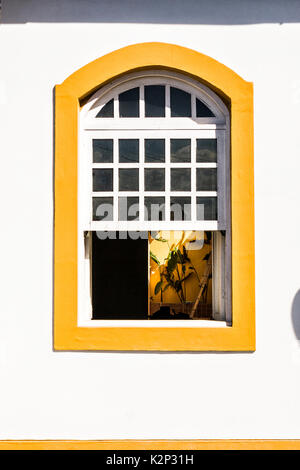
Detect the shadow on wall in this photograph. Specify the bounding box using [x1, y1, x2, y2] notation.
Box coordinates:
[292, 289, 300, 340]
[2, 0, 300, 24]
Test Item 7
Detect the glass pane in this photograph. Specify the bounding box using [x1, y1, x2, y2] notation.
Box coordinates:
[119, 87, 139, 117]
[93, 139, 113, 163]
[170, 87, 191, 117]
[144, 168, 165, 191]
[149, 230, 213, 319]
[93, 197, 113, 221]
[118, 196, 139, 220]
[196, 168, 217, 191]
[196, 139, 217, 163]
[144, 197, 165, 221]
[145, 139, 165, 163]
[92, 232, 148, 319]
[170, 197, 191, 220]
[196, 98, 215, 117]
[119, 139, 139, 163]
[171, 168, 191, 191]
[93, 169, 113, 191]
[96, 99, 114, 118]
[119, 168, 139, 191]
[196, 197, 217, 220]
[145, 85, 165, 117]
[171, 139, 191, 163]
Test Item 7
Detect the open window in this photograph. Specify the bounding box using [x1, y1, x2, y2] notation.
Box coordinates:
[54, 42, 254, 350]
[79, 71, 230, 325]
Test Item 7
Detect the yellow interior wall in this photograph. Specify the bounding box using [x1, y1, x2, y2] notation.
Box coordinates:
[149, 231, 212, 305]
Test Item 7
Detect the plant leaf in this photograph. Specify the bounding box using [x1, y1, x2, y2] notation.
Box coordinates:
[162, 283, 172, 292]
[182, 245, 190, 261]
[177, 249, 184, 264]
[154, 281, 163, 295]
[155, 237, 168, 242]
[174, 280, 183, 292]
[204, 231, 212, 244]
[167, 251, 178, 272]
[150, 251, 160, 265]
[182, 272, 193, 282]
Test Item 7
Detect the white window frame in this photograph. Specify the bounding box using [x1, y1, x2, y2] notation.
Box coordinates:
[78, 70, 231, 327]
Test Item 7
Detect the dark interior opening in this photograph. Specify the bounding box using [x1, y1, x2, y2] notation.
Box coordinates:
[92, 232, 148, 319]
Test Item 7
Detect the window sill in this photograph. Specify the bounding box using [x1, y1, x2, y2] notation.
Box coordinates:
[78, 319, 228, 328]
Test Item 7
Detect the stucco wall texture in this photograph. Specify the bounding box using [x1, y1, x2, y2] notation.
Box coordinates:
[1, 0, 300, 439]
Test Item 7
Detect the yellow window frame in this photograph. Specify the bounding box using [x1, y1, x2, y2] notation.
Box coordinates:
[54, 42, 255, 351]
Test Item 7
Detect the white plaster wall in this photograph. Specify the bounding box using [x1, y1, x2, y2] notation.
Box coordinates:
[1, 0, 300, 439]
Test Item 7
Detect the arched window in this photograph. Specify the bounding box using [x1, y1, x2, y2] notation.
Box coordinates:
[78, 70, 230, 324]
[54, 42, 254, 351]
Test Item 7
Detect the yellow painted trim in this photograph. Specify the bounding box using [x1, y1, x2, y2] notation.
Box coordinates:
[54, 42, 255, 351]
[0, 440, 299, 450]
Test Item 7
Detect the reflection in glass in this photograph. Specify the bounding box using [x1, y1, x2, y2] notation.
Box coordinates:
[149, 230, 213, 319]
[93, 169, 113, 191]
[118, 197, 139, 220]
[96, 99, 114, 118]
[171, 168, 191, 191]
[171, 139, 191, 163]
[119, 139, 139, 163]
[196, 197, 217, 220]
[196, 168, 217, 191]
[196, 139, 217, 163]
[144, 197, 165, 220]
[119, 88, 139, 117]
[170, 197, 191, 220]
[119, 168, 139, 191]
[196, 98, 215, 117]
[93, 139, 113, 163]
[145, 139, 165, 163]
[144, 168, 165, 191]
[145, 85, 165, 117]
[93, 197, 113, 221]
[170, 87, 191, 117]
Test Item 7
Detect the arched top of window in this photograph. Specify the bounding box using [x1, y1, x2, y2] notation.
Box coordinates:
[81, 70, 229, 128]
[79, 70, 230, 232]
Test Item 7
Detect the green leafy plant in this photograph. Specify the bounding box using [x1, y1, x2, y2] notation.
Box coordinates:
[151, 235, 195, 310]
[150, 232, 213, 315]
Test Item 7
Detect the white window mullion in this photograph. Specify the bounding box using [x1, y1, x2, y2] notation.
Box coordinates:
[191, 94, 196, 119]
[165, 85, 171, 118]
[86, 135, 93, 227]
[165, 136, 170, 221]
[113, 97, 119, 119]
[169, 162, 199, 169]
[140, 85, 145, 118]
[216, 130, 226, 229]
[195, 163, 217, 169]
[113, 138, 118, 221]
[92, 191, 114, 197]
[113, 97, 118, 119]
[139, 137, 145, 222]
[195, 191, 217, 197]
[212, 232, 225, 321]
[191, 137, 197, 222]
